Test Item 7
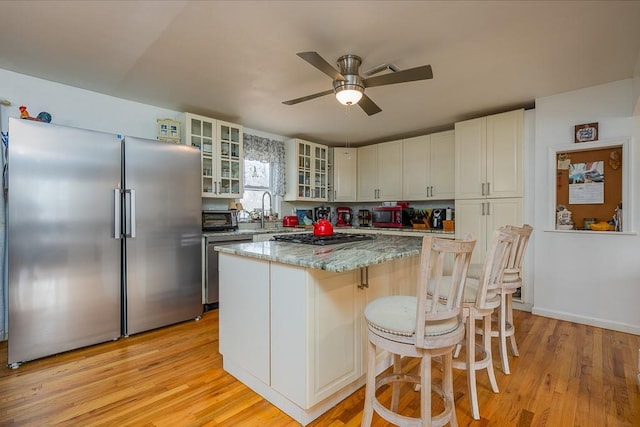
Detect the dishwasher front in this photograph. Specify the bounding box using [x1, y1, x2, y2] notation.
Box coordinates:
[204, 234, 254, 310]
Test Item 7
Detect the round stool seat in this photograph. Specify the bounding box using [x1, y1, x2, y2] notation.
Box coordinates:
[365, 296, 462, 345]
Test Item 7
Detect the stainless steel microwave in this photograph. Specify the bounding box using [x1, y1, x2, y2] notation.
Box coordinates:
[202, 210, 238, 231]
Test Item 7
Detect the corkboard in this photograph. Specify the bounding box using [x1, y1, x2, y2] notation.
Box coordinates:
[556, 146, 622, 229]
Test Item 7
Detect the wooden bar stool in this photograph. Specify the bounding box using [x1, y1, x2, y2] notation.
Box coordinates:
[468, 224, 533, 375]
[361, 235, 475, 427]
[444, 228, 514, 419]
[493, 224, 533, 375]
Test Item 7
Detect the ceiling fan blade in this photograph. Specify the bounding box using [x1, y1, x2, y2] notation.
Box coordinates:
[282, 89, 334, 105]
[297, 51, 345, 81]
[358, 94, 382, 116]
[363, 64, 433, 88]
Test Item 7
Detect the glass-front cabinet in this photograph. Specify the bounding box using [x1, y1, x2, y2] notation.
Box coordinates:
[184, 113, 243, 198]
[285, 138, 328, 201]
[217, 120, 243, 197]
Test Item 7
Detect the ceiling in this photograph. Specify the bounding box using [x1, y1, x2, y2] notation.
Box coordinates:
[1, 1, 640, 146]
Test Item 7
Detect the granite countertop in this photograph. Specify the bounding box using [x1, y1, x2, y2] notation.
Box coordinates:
[214, 234, 427, 272]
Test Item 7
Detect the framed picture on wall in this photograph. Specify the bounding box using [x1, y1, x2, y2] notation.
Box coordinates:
[574, 122, 598, 143]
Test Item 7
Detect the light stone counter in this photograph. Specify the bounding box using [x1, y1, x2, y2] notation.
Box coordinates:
[214, 233, 424, 272]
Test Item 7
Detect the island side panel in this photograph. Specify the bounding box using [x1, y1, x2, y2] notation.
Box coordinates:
[271, 264, 361, 409]
[359, 256, 420, 372]
[309, 268, 362, 406]
[219, 253, 270, 385]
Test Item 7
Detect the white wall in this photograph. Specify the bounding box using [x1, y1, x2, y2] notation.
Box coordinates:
[0, 69, 181, 138]
[532, 79, 640, 334]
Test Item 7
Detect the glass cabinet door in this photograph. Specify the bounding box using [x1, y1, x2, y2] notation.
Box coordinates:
[294, 141, 328, 200]
[297, 142, 312, 198]
[187, 115, 215, 197]
[186, 114, 242, 198]
[314, 145, 327, 199]
[217, 121, 243, 198]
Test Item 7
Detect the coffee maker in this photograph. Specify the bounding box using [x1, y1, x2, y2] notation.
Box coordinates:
[431, 209, 444, 229]
[335, 207, 353, 227]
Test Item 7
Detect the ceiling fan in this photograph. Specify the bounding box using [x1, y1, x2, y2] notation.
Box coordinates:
[282, 51, 433, 116]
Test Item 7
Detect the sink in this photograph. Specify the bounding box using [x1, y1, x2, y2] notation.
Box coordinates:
[238, 220, 282, 231]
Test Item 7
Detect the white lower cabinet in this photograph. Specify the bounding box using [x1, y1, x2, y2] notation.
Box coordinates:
[271, 265, 362, 408]
[271, 257, 421, 408]
[219, 252, 419, 419]
[454, 198, 523, 265]
[218, 254, 271, 385]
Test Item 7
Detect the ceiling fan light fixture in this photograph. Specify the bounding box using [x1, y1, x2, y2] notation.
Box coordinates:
[333, 73, 364, 106]
[335, 87, 363, 105]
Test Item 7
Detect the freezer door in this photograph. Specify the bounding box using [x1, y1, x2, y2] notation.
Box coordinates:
[7, 118, 122, 366]
[123, 137, 202, 335]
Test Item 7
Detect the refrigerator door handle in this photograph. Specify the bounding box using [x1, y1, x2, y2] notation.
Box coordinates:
[124, 188, 137, 238]
[113, 188, 122, 239]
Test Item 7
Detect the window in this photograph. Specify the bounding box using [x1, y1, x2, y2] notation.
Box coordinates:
[239, 134, 285, 221]
[240, 160, 273, 219]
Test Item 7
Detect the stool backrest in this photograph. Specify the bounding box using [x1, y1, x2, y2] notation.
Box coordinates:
[475, 228, 514, 309]
[415, 234, 475, 348]
[502, 224, 533, 287]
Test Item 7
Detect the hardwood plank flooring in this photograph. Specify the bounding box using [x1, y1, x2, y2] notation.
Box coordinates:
[0, 309, 638, 426]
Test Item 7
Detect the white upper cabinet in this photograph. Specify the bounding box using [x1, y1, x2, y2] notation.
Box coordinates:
[357, 140, 403, 202]
[402, 130, 454, 200]
[377, 141, 403, 201]
[332, 147, 357, 202]
[285, 139, 329, 201]
[217, 120, 244, 197]
[356, 144, 377, 202]
[184, 113, 243, 198]
[455, 109, 523, 199]
[454, 198, 523, 266]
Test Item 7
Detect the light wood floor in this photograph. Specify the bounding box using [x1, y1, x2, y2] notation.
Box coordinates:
[1, 309, 638, 426]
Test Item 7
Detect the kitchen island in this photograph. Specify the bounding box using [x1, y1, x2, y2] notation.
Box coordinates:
[216, 234, 425, 425]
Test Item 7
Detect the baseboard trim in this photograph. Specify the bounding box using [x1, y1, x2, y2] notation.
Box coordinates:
[532, 307, 640, 335]
[512, 301, 532, 312]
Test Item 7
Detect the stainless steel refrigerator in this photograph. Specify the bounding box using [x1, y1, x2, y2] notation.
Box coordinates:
[7, 118, 202, 367]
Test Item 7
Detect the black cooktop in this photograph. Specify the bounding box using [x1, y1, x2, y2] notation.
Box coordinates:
[272, 233, 375, 246]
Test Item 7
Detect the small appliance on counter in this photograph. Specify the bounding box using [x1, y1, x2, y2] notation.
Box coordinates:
[202, 210, 238, 232]
[430, 209, 445, 229]
[314, 206, 331, 222]
[313, 219, 334, 236]
[282, 216, 299, 227]
[335, 207, 353, 227]
[372, 205, 412, 228]
[358, 209, 372, 227]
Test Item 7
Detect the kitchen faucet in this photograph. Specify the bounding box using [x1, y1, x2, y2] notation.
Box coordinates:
[261, 191, 272, 229]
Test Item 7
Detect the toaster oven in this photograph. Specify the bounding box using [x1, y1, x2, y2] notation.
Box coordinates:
[202, 210, 238, 231]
